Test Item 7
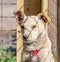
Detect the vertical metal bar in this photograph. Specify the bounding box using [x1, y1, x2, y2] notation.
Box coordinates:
[1, 0, 4, 61]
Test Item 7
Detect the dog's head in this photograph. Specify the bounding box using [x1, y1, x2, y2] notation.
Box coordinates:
[14, 11, 51, 43]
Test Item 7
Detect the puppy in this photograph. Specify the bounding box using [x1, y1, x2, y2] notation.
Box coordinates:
[14, 11, 54, 62]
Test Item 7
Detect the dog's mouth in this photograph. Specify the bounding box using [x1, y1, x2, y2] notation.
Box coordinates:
[23, 39, 36, 43]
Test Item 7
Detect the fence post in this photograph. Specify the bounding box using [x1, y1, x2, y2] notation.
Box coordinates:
[41, 0, 51, 32]
[41, 0, 48, 15]
[17, 0, 24, 62]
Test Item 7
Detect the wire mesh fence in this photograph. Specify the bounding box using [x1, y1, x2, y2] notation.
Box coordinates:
[0, 0, 17, 62]
[0, 30, 16, 62]
[48, 0, 57, 61]
[0, 0, 57, 62]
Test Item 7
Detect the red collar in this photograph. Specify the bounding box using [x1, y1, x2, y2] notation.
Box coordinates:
[33, 50, 39, 56]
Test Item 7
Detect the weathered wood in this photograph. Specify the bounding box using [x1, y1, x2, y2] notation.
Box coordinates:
[24, 0, 41, 15]
[48, 0, 57, 62]
[57, 0, 60, 62]
[17, 0, 24, 62]
[41, 0, 48, 15]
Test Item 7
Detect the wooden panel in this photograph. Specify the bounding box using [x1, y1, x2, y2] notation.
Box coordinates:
[57, 0, 60, 62]
[17, 0, 24, 62]
[41, 0, 48, 15]
[48, 0, 57, 61]
[24, 0, 41, 15]
[48, 0, 57, 53]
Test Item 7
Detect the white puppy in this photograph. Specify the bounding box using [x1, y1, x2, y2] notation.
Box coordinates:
[14, 11, 54, 62]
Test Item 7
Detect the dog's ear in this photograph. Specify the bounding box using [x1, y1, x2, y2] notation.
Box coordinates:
[14, 10, 24, 21]
[37, 13, 51, 23]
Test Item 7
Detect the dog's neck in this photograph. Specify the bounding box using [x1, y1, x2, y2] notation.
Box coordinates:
[35, 27, 49, 49]
[38, 25, 48, 39]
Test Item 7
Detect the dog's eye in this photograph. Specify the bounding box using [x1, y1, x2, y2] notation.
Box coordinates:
[21, 25, 25, 29]
[32, 25, 36, 29]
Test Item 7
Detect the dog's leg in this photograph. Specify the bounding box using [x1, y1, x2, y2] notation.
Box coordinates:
[31, 55, 39, 62]
[21, 50, 31, 62]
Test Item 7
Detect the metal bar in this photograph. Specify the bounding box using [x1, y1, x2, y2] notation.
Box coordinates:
[0, 16, 15, 18]
[1, 0, 4, 61]
[0, 3, 16, 5]
[52, 0, 57, 5]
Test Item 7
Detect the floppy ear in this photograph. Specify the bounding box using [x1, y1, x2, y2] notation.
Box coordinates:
[37, 13, 51, 23]
[14, 10, 24, 21]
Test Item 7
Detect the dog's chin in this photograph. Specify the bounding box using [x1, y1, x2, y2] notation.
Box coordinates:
[23, 40, 36, 43]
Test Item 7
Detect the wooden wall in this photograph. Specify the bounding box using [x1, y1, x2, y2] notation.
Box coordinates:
[24, 0, 41, 15]
[57, 0, 60, 62]
[48, 0, 57, 57]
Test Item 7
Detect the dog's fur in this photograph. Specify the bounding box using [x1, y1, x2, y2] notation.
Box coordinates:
[14, 11, 54, 62]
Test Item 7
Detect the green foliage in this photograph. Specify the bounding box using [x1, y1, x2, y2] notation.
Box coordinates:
[0, 58, 2, 62]
[4, 56, 16, 62]
[0, 47, 2, 52]
[0, 48, 16, 62]
[53, 53, 57, 62]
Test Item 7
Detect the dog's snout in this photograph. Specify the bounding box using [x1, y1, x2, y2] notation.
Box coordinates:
[23, 36, 28, 40]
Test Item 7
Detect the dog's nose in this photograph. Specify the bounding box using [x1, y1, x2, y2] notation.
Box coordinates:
[23, 36, 28, 40]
